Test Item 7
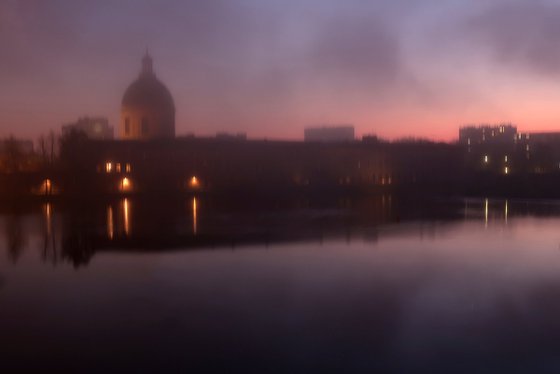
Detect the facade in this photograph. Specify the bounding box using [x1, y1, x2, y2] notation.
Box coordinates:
[459, 124, 517, 146]
[62, 117, 113, 140]
[461, 125, 560, 174]
[120, 53, 175, 140]
[52, 135, 463, 196]
[304, 126, 355, 142]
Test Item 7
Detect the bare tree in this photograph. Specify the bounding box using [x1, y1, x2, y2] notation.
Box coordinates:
[1, 136, 23, 173]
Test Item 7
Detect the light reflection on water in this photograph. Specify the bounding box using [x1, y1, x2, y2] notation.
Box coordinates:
[122, 197, 130, 236]
[2, 197, 560, 372]
[192, 197, 197, 235]
[107, 205, 114, 240]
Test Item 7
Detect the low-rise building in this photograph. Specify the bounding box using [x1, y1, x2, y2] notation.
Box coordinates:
[304, 126, 355, 143]
[62, 117, 114, 140]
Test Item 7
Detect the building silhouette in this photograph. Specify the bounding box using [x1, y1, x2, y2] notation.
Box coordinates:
[304, 126, 355, 142]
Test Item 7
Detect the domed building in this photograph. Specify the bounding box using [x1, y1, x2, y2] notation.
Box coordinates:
[120, 52, 175, 139]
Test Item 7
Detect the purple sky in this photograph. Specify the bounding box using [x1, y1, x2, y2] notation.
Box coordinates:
[2, 0, 560, 141]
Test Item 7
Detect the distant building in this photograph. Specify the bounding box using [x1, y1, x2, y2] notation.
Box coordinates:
[518, 131, 560, 144]
[460, 124, 560, 174]
[304, 126, 355, 142]
[215, 132, 247, 141]
[121, 52, 175, 140]
[62, 117, 114, 140]
[459, 124, 517, 146]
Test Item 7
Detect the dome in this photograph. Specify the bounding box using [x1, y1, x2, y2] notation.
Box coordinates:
[120, 53, 175, 139]
[122, 74, 175, 113]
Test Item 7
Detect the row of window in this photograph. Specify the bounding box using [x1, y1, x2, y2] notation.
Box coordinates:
[105, 162, 131, 173]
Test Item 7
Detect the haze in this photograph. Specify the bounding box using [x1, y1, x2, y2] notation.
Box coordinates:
[2, 0, 560, 141]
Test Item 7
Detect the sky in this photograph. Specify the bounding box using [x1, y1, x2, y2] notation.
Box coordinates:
[2, 0, 560, 141]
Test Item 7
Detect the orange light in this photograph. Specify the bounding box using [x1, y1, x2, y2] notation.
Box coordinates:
[120, 177, 131, 192]
[107, 205, 114, 240]
[125, 163, 131, 173]
[192, 197, 197, 234]
[189, 176, 200, 188]
[123, 198, 130, 236]
[42, 179, 52, 195]
[106, 162, 113, 173]
[44, 203, 52, 236]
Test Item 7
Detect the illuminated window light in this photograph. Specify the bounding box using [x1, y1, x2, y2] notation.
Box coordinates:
[105, 162, 113, 173]
[125, 163, 131, 173]
[484, 155, 489, 163]
[116, 163, 121, 173]
[504, 167, 509, 175]
[504, 155, 508, 162]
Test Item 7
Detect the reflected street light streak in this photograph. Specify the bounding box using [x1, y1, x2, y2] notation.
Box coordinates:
[485, 198, 489, 228]
[123, 198, 130, 236]
[192, 197, 198, 235]
[107, 205, 114, 239]
[44, 203, 52, 236]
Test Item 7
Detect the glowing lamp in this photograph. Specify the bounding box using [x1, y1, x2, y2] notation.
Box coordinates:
[189, 176, 200, 189]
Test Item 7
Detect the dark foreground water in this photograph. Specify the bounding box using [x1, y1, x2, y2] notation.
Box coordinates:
[2, 196, 560, 373]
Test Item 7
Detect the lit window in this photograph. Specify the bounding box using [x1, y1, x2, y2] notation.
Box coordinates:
[106, 162, 113, 173]
[484, 155, 488, 163]
[116, 163, 121, 173]
[504, 155, 508, 162]
[125, 163, 131, 173]
[504, 167, 509, 175]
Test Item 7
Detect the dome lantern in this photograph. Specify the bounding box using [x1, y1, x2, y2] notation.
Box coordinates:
[141, 51, 153, 76]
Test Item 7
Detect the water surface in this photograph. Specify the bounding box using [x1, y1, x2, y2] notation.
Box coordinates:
[2, 197, 560, 372]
